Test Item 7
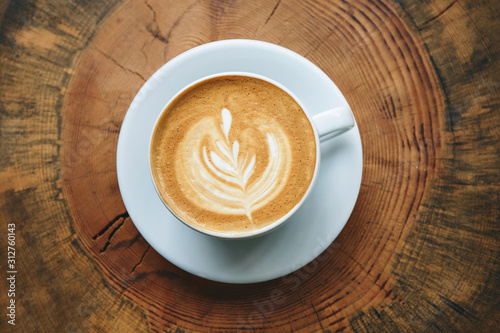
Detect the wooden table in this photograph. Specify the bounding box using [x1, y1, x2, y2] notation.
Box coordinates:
[0, 0, 498, 331]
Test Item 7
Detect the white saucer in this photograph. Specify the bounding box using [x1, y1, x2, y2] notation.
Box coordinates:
[117, 40, 363, 284]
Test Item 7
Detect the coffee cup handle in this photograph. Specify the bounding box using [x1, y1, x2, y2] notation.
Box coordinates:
[312, 107, 355, 142]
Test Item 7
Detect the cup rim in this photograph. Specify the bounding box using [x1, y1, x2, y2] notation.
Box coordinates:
[149, 71, 321, 239]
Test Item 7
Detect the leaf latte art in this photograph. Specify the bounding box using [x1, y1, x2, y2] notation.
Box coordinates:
[178, 108, 292, 222]
[151, 75, 316, 235]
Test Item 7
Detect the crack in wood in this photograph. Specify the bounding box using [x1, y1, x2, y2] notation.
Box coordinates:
[145, 25, 169, 44]
[439, 295, 475, 320]
[254, 0, 282, 36]
[420, 0, 457, 27]
[265, 0, 282, 25]
[145, 0, 163, 37]
[145, 1, 199, 46]
[92, 211, 130, 240]
[144, 0, 169, 44]
[311, 303, 326, 331]
[139, 46, 150, 65]
[166, 2, 199, 42]
[99, 217, 128, 253]
[131, 244, 151, 274]
[94, 47, 146, 81]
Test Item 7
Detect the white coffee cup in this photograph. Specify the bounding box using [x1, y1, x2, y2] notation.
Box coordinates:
[149, 72, 354, 239]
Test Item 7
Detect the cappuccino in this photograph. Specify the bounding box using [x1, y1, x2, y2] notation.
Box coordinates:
[151, 76, 316, 235]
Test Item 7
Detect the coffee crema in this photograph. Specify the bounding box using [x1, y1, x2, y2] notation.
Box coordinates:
[151, 76, 316, 235]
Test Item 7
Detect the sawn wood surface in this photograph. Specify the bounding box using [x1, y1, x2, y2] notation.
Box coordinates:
[0, 0, 498, 332]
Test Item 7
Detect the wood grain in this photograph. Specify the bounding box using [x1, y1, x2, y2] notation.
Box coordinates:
[0, 0, 498, 332]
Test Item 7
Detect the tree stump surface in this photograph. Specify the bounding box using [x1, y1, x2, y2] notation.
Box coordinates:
[0, 0, 498, 332]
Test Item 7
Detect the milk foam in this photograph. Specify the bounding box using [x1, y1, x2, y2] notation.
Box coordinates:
[151, 75, 316, 234]
[177, 108, 291, 222]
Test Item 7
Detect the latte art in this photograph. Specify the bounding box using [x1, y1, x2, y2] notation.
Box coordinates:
[178, 108, 292, 222]
[151, 76, 316, 234]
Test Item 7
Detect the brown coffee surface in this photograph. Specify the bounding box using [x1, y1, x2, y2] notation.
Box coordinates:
[151, 76, 316, 235]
